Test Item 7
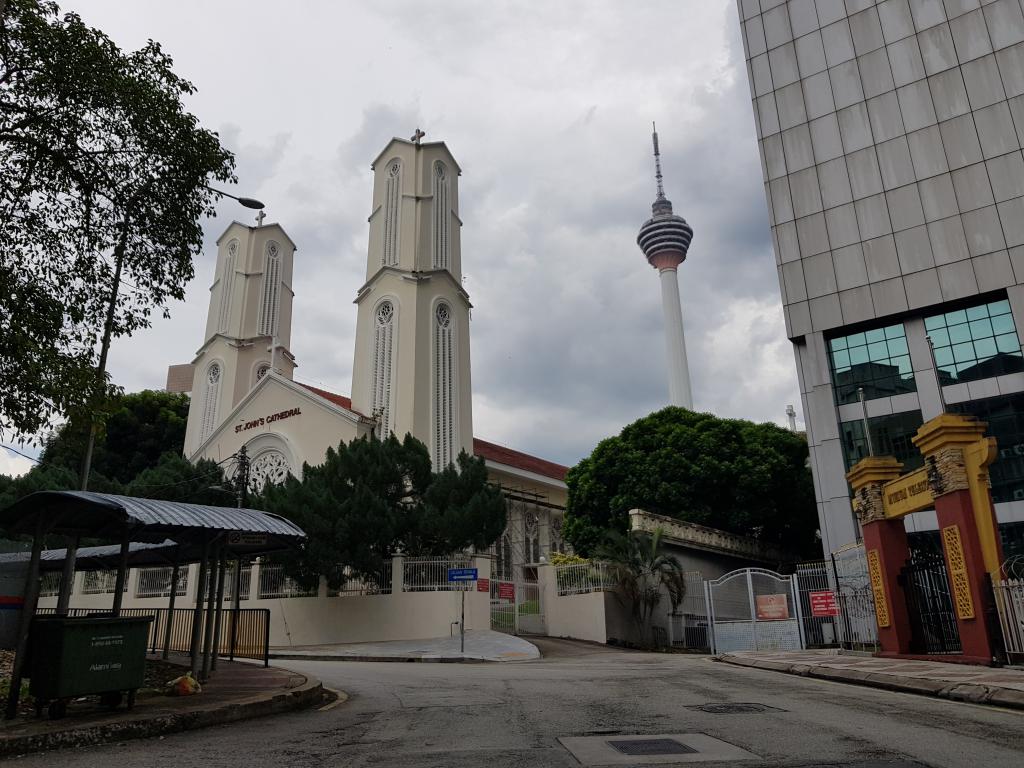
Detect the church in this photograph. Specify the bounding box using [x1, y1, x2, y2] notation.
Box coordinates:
[166, 134, 570, 580]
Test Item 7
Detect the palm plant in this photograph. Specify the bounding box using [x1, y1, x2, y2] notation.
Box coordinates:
[597, 527, 685, 648]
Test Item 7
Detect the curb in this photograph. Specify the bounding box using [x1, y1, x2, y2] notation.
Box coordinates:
[270, 653, 490, 663]
[716, 655, 1024, 711]
[0, 671, 324, 758]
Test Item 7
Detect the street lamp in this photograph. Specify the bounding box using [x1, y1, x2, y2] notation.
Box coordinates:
[55, 186, 266, 617]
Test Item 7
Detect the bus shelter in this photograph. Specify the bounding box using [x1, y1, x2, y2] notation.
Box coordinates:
[0, 490, 305, 718]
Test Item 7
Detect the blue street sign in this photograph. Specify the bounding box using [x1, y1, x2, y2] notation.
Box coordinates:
[447, 567, 478, 582]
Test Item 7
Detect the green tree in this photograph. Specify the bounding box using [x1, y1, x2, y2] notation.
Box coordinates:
[124, 453, 228, 507]
[598, 528, 685, 648]
[40, 389, 190, 484]
[0, 0, 234, 438]
[258, 434, 507, 591]
[563, 407, 818, 558]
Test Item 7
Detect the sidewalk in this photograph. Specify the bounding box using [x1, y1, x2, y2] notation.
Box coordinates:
[0, 655, 324, 757]
[718, 649, 1024, 710]
[270, 629, 540, 662]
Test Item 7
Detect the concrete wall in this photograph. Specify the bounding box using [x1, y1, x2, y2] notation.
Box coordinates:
[538, 565, 607, 644]
[39, 556, 491, 648]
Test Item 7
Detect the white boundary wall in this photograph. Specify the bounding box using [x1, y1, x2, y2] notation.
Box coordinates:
[38, 555, 491, 648]
[539, 564, 609, 644]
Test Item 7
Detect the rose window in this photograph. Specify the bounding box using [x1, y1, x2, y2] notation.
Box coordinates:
[248, 450, 291, 492]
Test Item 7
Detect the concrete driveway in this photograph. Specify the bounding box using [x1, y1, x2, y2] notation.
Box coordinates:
[11, 640, 1024, 767]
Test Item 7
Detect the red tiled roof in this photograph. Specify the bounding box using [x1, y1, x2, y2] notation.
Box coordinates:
[297, 383, 567, 482]
[298, 383, 356, 413]
[473, 438, 568, 482]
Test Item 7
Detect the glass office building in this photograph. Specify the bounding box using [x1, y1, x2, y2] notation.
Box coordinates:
[737, 0, 1024, 558]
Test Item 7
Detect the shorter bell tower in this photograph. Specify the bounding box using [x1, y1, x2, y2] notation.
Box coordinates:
[183, 220, 298, 456]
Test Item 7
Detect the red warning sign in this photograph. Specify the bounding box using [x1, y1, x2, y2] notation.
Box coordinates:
[809, 590, 839, 617]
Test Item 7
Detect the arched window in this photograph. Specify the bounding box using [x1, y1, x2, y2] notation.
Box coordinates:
[258, 240, 282, 337]
[382, 159, 402, 267]
[218, 239, 238, 334]
[248, 449, 292, 493]
[254, 362, 271, 386]
[432, 301, 455, 468]
[371, 300, 396, 436]
[200, 362, 222, 441]
[431, 161, 450, 270]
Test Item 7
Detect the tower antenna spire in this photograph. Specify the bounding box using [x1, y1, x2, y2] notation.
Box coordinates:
[652, 121, 666, 201]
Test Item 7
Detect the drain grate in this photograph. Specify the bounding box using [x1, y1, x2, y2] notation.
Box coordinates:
[690, 702, 780, 714]
[608, 738, 698, 756]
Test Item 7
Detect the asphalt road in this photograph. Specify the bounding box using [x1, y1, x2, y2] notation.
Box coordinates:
[11, 638, 1024, 767]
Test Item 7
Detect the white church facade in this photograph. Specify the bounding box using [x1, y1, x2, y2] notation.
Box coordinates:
[168, 136, 570, 616]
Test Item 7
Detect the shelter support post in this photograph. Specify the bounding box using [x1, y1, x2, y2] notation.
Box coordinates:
[211, 553, 227, 671]
[55, 533, 79, 615]
[4, 522, 45, 720]
[230, 555, 243, 661]
[163, 557, 181, 660]
[201, 546, 221, 681]
[111, 527, 131, 615]
[190, 538, 211, 678]
[847, 457, 914, 656]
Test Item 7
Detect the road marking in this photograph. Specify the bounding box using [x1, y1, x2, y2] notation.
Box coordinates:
[318, 688, 349, 711]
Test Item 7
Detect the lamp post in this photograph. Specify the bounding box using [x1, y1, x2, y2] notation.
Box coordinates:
[55, 186, 266, 617]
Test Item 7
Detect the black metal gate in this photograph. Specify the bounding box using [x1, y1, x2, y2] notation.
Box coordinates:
[899, 550, 961, 655]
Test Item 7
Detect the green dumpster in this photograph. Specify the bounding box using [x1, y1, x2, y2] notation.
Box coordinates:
[28, 614, 154, 719]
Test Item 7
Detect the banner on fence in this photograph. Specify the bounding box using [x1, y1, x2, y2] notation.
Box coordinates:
[809, 590, 839, 617]
[498, 582, 515, 600]
[755, 594, 790, 620]
[477, 578, 490, 593]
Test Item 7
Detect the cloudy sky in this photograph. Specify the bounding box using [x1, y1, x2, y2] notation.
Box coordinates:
[3, 0, 801, 476]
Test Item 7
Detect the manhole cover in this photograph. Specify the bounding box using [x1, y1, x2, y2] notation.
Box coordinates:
[693, 703, 777, 714]
[608, 738, 698, 756]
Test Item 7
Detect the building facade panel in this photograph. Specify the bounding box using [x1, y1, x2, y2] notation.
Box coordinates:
[738, 0, 1024, 558]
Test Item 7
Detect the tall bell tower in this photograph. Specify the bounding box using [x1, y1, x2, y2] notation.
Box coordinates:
[350, 133, 473, 468]
[182, 220, 298, 456]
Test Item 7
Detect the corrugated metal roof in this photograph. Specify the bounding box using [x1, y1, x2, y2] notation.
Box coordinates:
[0, 490, 305, 544]
[0, 540, 180, 572]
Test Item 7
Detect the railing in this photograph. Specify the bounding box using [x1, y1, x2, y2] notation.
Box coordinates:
[81, 570, 126, 594]
[223, 563, 252, 602]
[668, 571, 710, 651]
[39, 572, 62, 598]
[994, 579, 1024, 664]
[554, 562, 616, 596]
[136, 566, 189, 598]
[257, 563, 317, 599]
[35, 607, 272, 665]
[402, 556, 473, 592]
[327, 565, 393, 597]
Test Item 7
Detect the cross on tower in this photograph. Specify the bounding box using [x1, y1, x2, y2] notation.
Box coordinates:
[255, 210, 266, 227]
[411, 128, 425, 144]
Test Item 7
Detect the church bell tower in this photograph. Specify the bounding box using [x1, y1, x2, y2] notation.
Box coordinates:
[350, 133, 473, 468]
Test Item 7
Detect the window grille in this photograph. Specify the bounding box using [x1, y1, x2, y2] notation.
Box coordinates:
[218, 239, 238, 334]
[432, 302, 455, 468]
[82, 570, 125, 594]
[371, 300, 395, 436]
[383, 160, 401, 266]
[258, 240, 282, 337]
[432, 162, 450, 270]
[136, 566, 188, 598]
[200, 362, 222, 441]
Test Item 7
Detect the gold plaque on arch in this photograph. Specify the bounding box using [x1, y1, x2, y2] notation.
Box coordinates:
[881, 467, 933, 519]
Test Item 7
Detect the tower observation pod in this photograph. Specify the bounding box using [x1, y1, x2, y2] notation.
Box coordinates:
[636, 124, 694, 409]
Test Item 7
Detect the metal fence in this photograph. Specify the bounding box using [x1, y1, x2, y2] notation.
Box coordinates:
[795, 560, 840, 648]
[554, 562, 616, 596]
[327, 565, 393, 596]
[136, 567, 189, 598]
[257, 563, 317, 599]
[223, 563, 252, 602]
[668, 571, 710, 651]
[36, 607, 272, 665]
[402, 557, 473, 592]
[994, 579, 1024, 664]
[81, 570, 126, 594]
[39, 572, 62, 598]
[831, 545, 881, 652]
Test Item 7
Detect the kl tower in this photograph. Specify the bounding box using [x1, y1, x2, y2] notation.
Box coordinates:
[636, 124, 695, 409]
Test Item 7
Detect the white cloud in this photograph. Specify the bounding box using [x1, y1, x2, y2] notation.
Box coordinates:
[65, 0, 798, 466]
[1, 448, 36, 478]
